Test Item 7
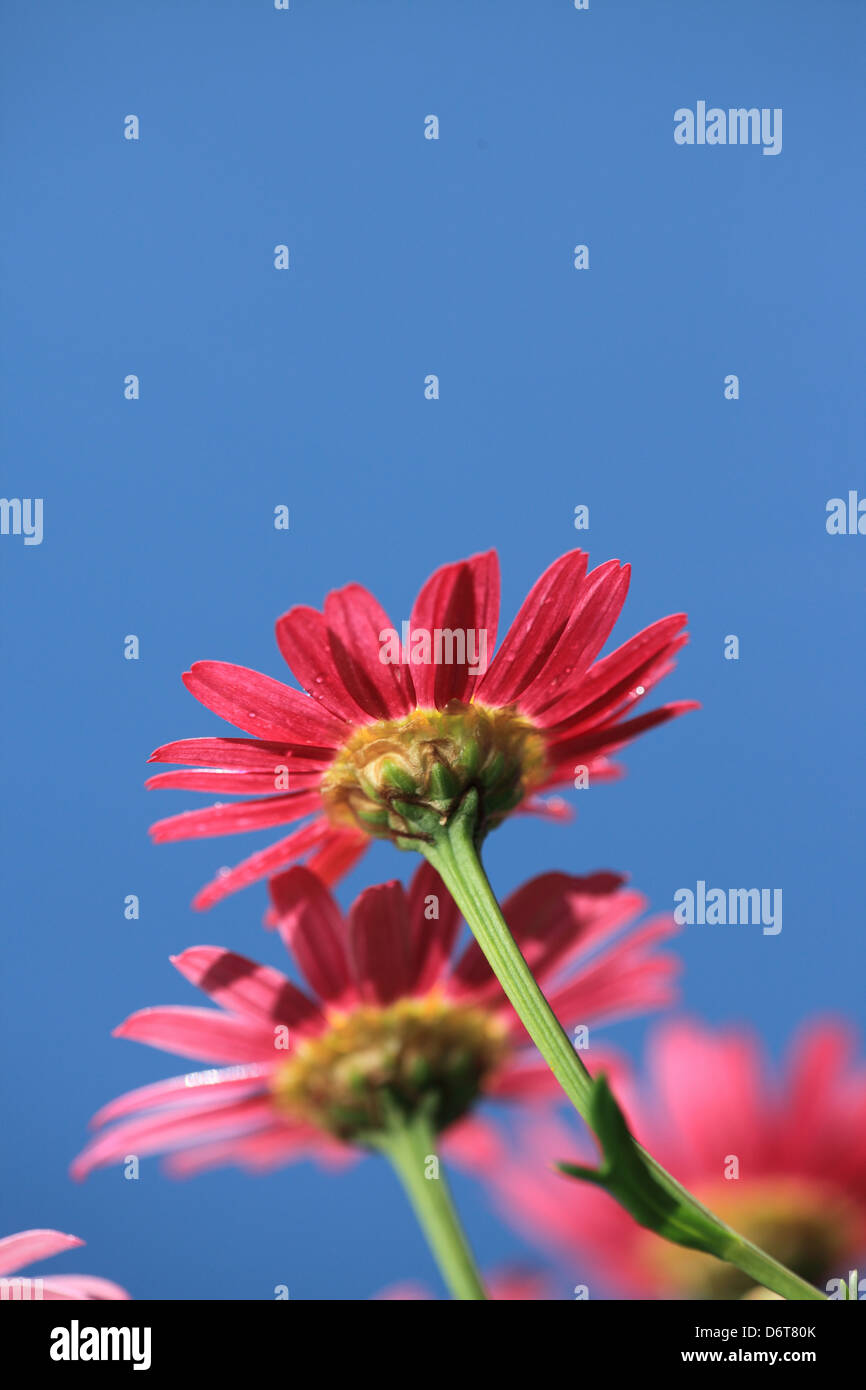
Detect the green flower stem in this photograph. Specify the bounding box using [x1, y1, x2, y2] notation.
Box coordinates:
[421, 788, 825, 1303]
[372, 1105, 488, 1301]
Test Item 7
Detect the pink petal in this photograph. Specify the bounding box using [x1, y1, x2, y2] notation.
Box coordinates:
[646, 1020, 769, 1174]
[268, 867, 355, 1007]
[406, 861, 461, 994]
[440, 1115, 505, 1171]
[183, 661, 345, 745]
[475, 550, 588, 707]
[71, 1096, 276, 1180]
[39, 1276, 131, 1301]
[148, 737, 333, 773]
[191, 817, 336, 910]
[171, 948, 325, 1033]
[0, 1230, 83, 1278]
[347, 881, 411, 1004]
[304, 827, 369, 885]
[228, 1125, 353, 1171]
[450, 871, 639, 1001]
[548, 700, 700, 765]
[324, 583, 416, 719]
[485, 1057, 569, 1101]
[545, 957, 679, 1031]
[501, 876, 649, 986]
[113, 1005, 278, 1063]
[375, 1282, 431, 1301]
[784, 1020, 857, 1136]
[408, 550, 500, 706]
[544, 639, 688, 738]
[538, 616, 689, 732]
[146, 769, 323, 794]
[90, 1066, 271, 1129]
[163, 1121, 324, 1177]
[514, 794, 575, 821]
[150, 789, 323, 843]
[485, 1270, 551, 1302]
[780, 1021, 866, 1179]
[515, 560, 631, 715]
[276, 605, 375, 724]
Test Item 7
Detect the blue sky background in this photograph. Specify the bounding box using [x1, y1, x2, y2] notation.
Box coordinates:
[2, 0, 864, 1300]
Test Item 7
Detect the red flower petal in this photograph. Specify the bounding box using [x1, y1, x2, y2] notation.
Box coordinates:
[440, 1115, 505, 1170]
[183, 661, 345, 745]
[545, 956, 679, 1030]
[89, 1066, 271, 1130]
[324, 583, 416, 719]
[276, 605, 374, 724]
[39, 1276, 130, 1301]
[71, 1096, 275, 1181]
[268, 866, 356, 1007]
[190, 818, 337, 910]
[146, 770, 322, 794]
[537, 614, 689, 731]
[548, 699, 700, 765]
[475, 550, 589, 707]
[113, 1005, 277, 1063]
[408, 550, 500, 707]
[162, 1121, 335, 1177]
[450, 871, 626, 998]
[347, 881, 412, 1004]
[304, 827, 369, 885]
[406, 861, 461, 994]
[150, 790, 323, 842]
[0, 1230, 83, 1278]
[514, 560, 631, 715]
[485, 1058, 569, 1101]
[148, 737, 334, 772]
[170, 947, 325, 1033]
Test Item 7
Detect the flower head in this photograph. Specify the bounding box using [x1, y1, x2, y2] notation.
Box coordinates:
[496, 1019, 866, 1299]
[0, 1230, 130, 1300]
[148, 549, 696, 908]
[72, 864, 678, 1178]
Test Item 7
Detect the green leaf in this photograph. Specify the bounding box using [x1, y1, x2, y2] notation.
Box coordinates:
[557, 1075, 732, 1258]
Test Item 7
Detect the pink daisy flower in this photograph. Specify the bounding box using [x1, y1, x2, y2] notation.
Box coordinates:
[495, 1018, 866, 1299]
[147, 549, 695, 909]
[72, 864, 678, 1179]
[0, 1230, 130, 1301]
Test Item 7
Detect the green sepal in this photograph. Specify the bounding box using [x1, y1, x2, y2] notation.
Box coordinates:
[379, 759, 419, 795]
[429, 760, 460, 802]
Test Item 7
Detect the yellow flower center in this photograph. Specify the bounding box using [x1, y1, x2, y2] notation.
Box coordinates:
[642, 1179, 859, 1298]
[321, 702, 547, 846]
[271, 994, 510, 1141]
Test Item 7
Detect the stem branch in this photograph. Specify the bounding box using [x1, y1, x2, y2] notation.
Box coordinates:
[422, 789, 824, 1303]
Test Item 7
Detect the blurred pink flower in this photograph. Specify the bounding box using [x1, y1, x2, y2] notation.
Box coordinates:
[496, 1018, 866, 1299]
[0, 1230, 129, 1301]
[73, 863, 677, 1179]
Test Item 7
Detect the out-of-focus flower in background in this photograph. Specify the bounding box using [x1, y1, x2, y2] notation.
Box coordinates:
[72, 861, 678, 1178]
[495, 1018, 866, 1299]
